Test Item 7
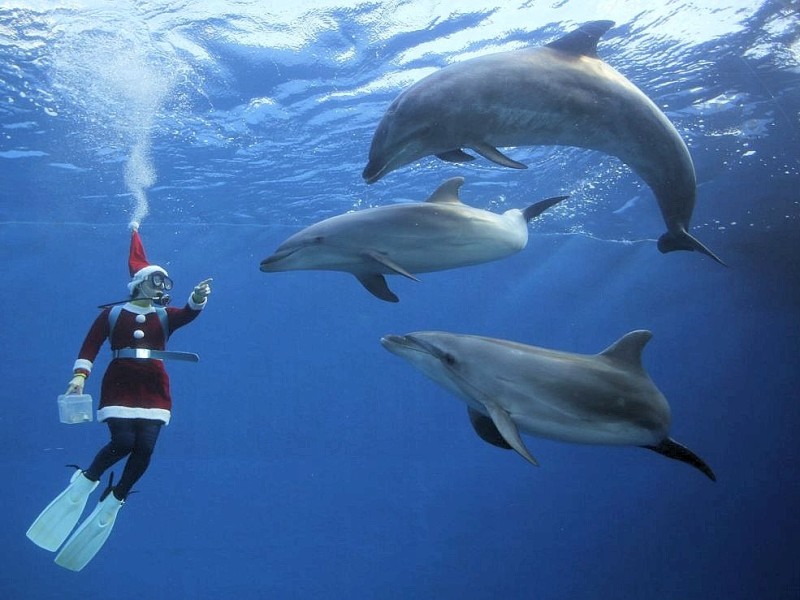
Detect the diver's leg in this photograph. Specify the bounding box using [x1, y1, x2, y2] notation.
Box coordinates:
[113, 418, 162, 499]
[83, 418, 136, 482]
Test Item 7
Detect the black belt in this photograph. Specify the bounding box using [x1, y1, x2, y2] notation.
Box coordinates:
[112, 348, 199, 363]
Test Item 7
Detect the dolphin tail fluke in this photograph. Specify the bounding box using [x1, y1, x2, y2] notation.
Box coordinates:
[657, 230, 727, 266]
[355, 273, 399, 302]
[522, 195, 569, 222]
[643, 437, 716, 481]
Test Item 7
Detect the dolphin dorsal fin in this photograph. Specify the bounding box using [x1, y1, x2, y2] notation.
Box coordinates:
[545, 20, 615, 58]
[424, 177, 465, 204]
[598, 330, 652, 369]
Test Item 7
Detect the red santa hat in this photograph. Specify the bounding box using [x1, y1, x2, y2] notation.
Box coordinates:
[127, 226, 168, 294]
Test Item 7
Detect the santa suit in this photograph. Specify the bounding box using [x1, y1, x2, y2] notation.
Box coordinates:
[73, 298, 205, 425]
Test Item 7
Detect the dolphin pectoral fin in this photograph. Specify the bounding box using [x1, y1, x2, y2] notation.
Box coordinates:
[469, 142, 528, 170]
[468, 406, 513, 450]
[484, 403, 539, 466]
[355, 273, 399, 303]
[522, 195, 569, 222]
[362, 251, 420, 282]
[657, 230, 727, 266]
[436, 149, 477, 163]
[643, 437, 716, 481]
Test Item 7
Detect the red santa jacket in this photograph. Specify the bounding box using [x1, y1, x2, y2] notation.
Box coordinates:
[73, 298, 205, 424]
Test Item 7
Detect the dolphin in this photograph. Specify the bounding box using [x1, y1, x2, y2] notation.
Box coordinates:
[380, 329, 716, 480]
[362, 20, 724, 265]
[259, 177, 566, 302]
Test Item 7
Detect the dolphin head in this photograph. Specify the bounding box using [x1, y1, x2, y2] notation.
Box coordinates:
[380, 332, 473, 400]
[363, 91, 450, 184]
[260, 225, 345, 273]
[259, 246, 303, 272]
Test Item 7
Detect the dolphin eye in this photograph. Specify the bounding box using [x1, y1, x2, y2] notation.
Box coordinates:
[443, 353, 456, 366]
[313, 236, 324, 243]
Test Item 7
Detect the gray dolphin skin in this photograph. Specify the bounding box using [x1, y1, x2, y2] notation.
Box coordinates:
[362, 20, 724, 265]
[380, 329, 716, 480]
[259, 177, 566, 302]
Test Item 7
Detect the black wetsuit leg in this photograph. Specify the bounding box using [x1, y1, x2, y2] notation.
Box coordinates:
[84, 418, 162, 499]
[114, 419, 162, 498]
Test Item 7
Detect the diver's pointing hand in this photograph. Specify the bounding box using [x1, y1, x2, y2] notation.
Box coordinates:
[192, 278, 213, 304]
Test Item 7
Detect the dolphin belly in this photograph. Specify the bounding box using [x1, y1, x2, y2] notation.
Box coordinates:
[346, 203, 529, 274]
[451, 50, 697, 222]
[511, 408, 667, 446]
[379, 232, 525, 273]
[464, 365, 670, 447]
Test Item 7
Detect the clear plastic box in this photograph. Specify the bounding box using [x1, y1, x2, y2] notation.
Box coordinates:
[57, 394, 94, 424]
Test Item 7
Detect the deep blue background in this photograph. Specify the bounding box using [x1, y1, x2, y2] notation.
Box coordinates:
[2, 2, 799, 599]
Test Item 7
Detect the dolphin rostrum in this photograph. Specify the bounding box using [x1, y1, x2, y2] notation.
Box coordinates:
[363, 20, 724, 265]
[380, 329, 716, 480]
[259, 177, 566, 302]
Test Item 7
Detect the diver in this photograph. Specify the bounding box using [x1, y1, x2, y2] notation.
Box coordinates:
[26, 225, 212, 571]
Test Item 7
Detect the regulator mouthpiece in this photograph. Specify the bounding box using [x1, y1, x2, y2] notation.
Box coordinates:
[152, 292, 171, 306]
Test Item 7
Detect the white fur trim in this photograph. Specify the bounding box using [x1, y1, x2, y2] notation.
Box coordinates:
[97, 406, 171, 425]
[74, 359, 93, 373]
[122, 303, 157, 315]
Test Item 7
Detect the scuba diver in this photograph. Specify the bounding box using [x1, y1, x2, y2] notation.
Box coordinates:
[26, 225, 213, 571]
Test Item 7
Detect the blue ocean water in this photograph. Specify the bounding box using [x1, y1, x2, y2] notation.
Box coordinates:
[2, 1, 799, 598]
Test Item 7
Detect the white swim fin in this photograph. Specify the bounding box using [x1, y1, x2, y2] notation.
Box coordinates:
[55, 486, 124, 571]
[26, 469, 99, 552]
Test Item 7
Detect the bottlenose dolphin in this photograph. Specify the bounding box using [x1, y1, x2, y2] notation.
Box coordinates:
[362, 20, 724, 265]
[381, 329, 715, 480]
[260, 177, 566, 302]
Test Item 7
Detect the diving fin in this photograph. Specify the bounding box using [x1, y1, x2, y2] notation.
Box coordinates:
[55, 479, 125, 571]
[26, 468, 99, 552]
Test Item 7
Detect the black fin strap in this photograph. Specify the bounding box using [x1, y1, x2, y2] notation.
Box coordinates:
[99, 472, 116, 502]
